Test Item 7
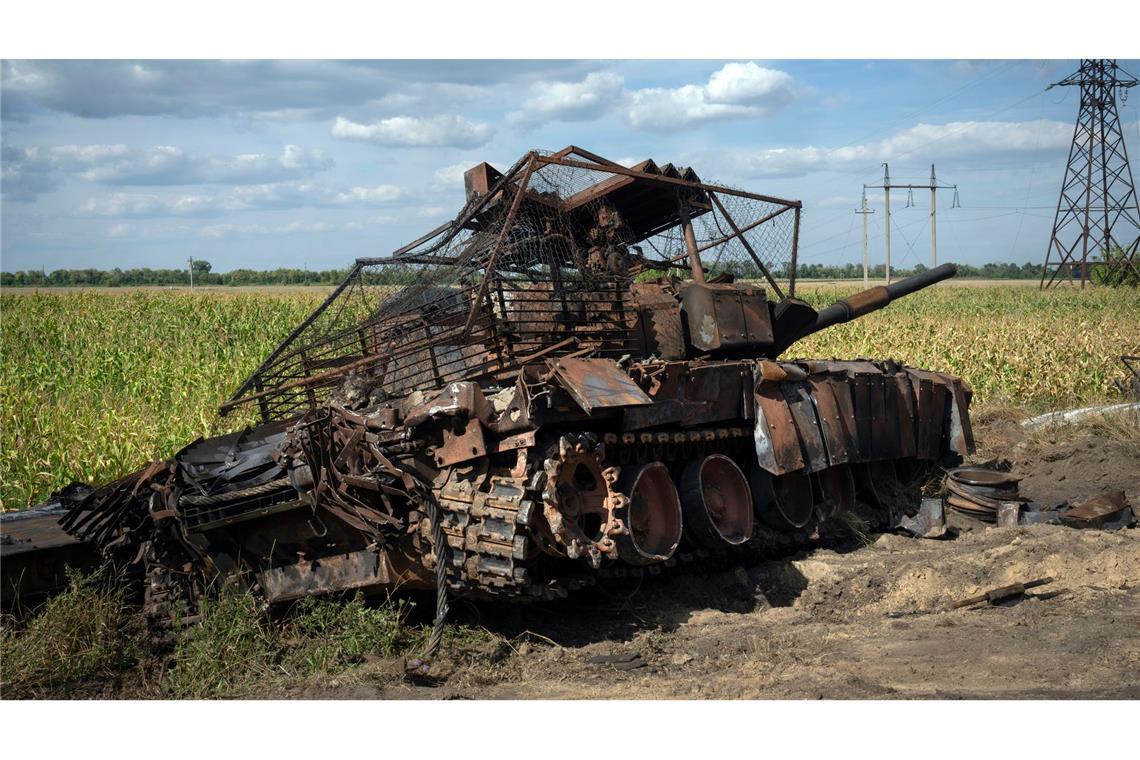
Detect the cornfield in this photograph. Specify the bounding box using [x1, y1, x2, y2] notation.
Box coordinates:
[2, 284, 1137, 510]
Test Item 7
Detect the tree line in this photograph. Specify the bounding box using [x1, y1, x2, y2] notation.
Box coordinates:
[786, 260, 1046, 281]
[1, 259, 1052, 288]
[1, 263, 352, 288]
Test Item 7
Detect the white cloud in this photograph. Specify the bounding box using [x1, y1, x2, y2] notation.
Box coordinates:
[73, 144, 333, 185]
[1, 60, 599, 121]
[1, 142, 334, 199]
[705, 62, 794, 106]
[80, 192, 230, 217]
[199, 219, 371, 239]
[79, 180, 404, 218]
[107, 223, 133, 238]
[724, 119, 1074, 178]
[627, 62, 797, 130]
[330, 185, 402, 205]
[508, 72, 624, 125]
[200, 223, 269, 238]
[331, 114, 493, 148]
[433, 162, 469, 187]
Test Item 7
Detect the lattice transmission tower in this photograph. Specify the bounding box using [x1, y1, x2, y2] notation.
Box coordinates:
[1040, 59, 1140, 288]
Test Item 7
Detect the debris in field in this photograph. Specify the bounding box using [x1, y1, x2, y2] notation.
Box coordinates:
[1020, 400, 1140, 430]
[1113, 355, 1140, 399]
[1017, 503, 1067, 526]
[0, 487, 98, 608]
[942, 465, 1134, 532]
[996, 501, 1021, 527]
[588, 651, 647, 671]
[944, 467, 1026, 524]
[896, 497, 948, 538]
[950, 577, 1054, 609]
[1060, 490, 1134, 530]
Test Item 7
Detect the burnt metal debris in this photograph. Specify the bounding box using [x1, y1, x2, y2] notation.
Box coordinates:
[2, 146, 977, 622]
[949, 577, 1055, 610]
[944, 467, 1026, 525]
[1060, 490, 1134, 530]
[1116, 355, 1140, 399]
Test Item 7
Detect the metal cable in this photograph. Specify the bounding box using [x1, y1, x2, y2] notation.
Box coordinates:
[178, 477, 291, 506]
[416, 480, 450, 657]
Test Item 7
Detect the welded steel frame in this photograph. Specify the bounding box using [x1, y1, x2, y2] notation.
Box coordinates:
[222, 147, 803, 421]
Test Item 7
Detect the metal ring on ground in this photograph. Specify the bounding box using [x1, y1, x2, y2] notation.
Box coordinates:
[947, 467, 1020, 488]
[614, 462, 683, 565]
[680, 455, 754, 547]
[750, 467, 815, 529]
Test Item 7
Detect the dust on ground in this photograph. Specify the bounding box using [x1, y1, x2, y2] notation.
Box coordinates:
[274, 420, 1140, 700]
[281, 523, 1139, 700]
[1015, 435, 1139, 506]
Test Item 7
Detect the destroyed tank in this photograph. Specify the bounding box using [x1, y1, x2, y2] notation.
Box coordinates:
[1, 146, 973, 620]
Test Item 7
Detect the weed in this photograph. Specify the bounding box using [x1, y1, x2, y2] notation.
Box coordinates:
[285, 594, 416, 675]
[164, 590, 280, 698]
[819, 510, 872, 547]
[0, 570, 142, 697]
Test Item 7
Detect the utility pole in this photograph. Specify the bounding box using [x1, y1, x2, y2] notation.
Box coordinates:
[930, 164, 938, 269]
[1040, 59, 1140, 289]
[855, 189, 875, 286]
[865, 162, 957, 282]
[883, 164, 891, 283]
[188, 256, 194, 290]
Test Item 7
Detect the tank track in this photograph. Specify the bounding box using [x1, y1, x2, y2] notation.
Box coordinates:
[431, 474, 545, 598]
[428, 423, 895, 602]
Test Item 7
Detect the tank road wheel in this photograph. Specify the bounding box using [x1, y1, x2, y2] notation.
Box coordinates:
[853, 460, 906, 527]
[540, 434, 627, 568]
[614, 462, 683, 565]
[680, 455, 754, 547]
[750, 468, 814, 529]
[894, 458, 937, 491]
[813, 465, 857, 519]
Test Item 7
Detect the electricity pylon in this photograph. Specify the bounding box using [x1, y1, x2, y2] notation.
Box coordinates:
[1040, 59, 1140, 288]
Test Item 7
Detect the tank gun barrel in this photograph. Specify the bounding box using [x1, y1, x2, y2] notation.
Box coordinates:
[775, 263, 958, 355]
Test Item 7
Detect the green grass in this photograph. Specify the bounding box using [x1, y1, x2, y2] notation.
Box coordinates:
[2, 285, 1138, 509]
[1, 290, 321, 509]
[2, 573, 424, 699]
[0, 570, 143, 697]
[793, 284, 1139, 412]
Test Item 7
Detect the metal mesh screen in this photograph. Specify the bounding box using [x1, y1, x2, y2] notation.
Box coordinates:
[223, 148, 801, 422]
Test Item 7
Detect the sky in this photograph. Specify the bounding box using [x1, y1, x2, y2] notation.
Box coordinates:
[3, 58, 1140, 274]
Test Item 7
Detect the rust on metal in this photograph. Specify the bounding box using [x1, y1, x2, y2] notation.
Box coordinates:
[950, 577, 1054, 609]
[1061, 490, 1133, 528]
[548, 358, 654, 412]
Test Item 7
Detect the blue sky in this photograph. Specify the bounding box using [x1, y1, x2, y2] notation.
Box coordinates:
[3, 58, 1139, 273]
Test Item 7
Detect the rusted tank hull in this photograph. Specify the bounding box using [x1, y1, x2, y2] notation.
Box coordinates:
[9, 355, 968, 616]
[1, 146, 973, 620]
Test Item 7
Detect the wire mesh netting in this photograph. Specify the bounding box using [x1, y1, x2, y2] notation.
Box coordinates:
[223, 148, 801, 422]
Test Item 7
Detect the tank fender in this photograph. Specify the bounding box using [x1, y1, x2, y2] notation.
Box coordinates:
[545, 357, 653, 414]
